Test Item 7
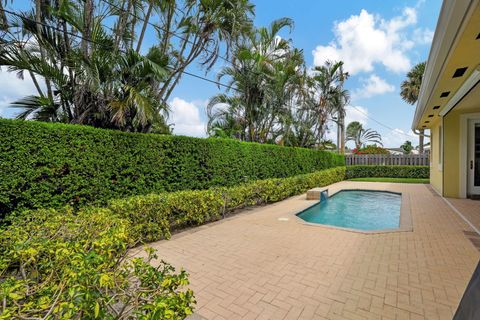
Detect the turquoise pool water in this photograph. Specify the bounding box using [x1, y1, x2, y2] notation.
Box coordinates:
[297, 190, 401, 231]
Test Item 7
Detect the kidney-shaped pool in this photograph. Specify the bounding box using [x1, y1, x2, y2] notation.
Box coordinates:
[297, 190, 401, 231]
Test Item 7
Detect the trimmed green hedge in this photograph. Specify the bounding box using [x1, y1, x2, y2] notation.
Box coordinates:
[0, 119, 344, 218]
[107, 166, 346, 242]
[0, 167, 345, 317]
[346, 165, 429, 179]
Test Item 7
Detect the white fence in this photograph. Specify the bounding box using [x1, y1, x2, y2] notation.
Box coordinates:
[345, 154, 429, 166]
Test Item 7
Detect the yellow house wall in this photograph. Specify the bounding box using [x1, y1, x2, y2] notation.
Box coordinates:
[443, 111, 460, 197]
[443, 97, 480, 198]
[429, 120, 443, 195]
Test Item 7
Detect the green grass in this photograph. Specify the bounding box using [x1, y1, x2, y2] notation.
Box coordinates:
[348, 177, 430, 184]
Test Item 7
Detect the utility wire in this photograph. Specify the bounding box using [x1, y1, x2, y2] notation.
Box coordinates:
[97, 0, 232, 65]
[0, 7, 240, 92]
[1, 7, 414, 139]
[98, 0, 243, 90]
[350, 105, 417, 138]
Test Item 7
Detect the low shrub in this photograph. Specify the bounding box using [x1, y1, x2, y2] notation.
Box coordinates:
[0, 208, 195, 319]
[0, 119, 344, 219]
[108, 190, 225, 242]
[346, 165, 429, 179]
[352, 145, 389, 154]
[0, 167, 345, 317]
[107, 166, 346, 243]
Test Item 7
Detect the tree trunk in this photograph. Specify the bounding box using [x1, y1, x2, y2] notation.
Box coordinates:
[419, 129, 424, 154]
[28, 71, 44, 97]
[82, 0, 93, 58]
[339, 115, 345, 154]
[35, 0, 54, 101]
[336, 122, 341, 153]
[0, 1, 8, 30]
[59, 0, 74, 121]
[136, 2, 153, 53]
[129, 10, 137, 50]
[115, 0, 133, 51]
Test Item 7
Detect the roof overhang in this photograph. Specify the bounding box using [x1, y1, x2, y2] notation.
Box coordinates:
[438, 66, 480, 116]
[412, 0, 480, 130]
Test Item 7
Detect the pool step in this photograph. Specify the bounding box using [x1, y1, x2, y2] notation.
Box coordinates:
[306, 187, 329, 200]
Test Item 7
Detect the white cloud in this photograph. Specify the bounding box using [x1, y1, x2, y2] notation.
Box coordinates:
[168, 97, 207, 137]
[0, 98, 12, 117]
[352, 74, 395, 100]
[382, 128, 418, 148]
[324, 128, 337, 143]
[312, 7, 419, 74]
[345, 105, 368, 126]
[413, 28, 434, 44]
[0, 68, 43, 117]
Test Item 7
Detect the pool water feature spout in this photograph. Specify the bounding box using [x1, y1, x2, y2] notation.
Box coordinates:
[320, 190, 329, 202]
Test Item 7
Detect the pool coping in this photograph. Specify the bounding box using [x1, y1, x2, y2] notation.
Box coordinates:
[293, 187, 413, 234]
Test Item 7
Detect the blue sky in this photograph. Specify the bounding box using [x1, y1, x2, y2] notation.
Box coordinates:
[0, 0, 442, 147]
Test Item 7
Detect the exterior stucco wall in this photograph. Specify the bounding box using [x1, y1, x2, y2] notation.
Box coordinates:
[443, 104, 480, 198]
[443, 111, 460, 197]
[429, 120, 443, 195]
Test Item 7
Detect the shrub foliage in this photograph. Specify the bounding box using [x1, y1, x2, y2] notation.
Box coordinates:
[0, 208, 195, 319]
[0, 119, 344, 218]
[352, 145, 389, 154]
[346, 165, 429, 179]
[0, 167, 345, 318]
[108, 166, 346, 242]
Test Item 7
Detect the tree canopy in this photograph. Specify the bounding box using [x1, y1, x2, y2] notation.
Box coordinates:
[206, 19, 350, 148]
[1, 0, 354, 150]
[346, 121, 383, 149]
[0, 0, 254, 132]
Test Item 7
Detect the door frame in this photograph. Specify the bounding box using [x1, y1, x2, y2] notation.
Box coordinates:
[460, 113, 480, 198]
[468, 119, 480, 195]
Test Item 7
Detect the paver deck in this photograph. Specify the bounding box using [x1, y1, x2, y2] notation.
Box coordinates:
[133, 182, 480, 320]
[446, 197, 480, 233]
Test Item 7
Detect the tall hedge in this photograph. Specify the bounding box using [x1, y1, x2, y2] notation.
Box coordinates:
[0, 119, 344, 217]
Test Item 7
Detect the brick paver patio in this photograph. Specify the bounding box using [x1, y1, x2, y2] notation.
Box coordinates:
[134, 182, 480, 319]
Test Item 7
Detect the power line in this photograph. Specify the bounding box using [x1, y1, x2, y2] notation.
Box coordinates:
[181, 70, 237, 90]
[4, 6, 398, 132]
[0, 7, 240, 92]
[97, 0, 242, 90]
[97, 0, 232, 66]
[350, 105, 417, 138]
[1, 8, 107, 49]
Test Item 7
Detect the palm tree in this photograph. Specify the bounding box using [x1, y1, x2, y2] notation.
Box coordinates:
[208, 18, 297, 143]
[346, 121, 383, 149]
[207, 95, 246, 140]
[0, 0, 7, 30]
[1, 10, 170, 132]
[330, 63, 349, 154]
[0, 0, 254, 132]
[310, 61, 349, 150]
[400, 62, 426, 153]
[401, 140, 414, 154]
[273, 60, 350, 149]
[207, 29, 351, 149]
[136, 0, 161, 53]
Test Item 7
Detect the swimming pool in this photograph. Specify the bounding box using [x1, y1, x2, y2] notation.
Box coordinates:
[297, 190, 401, 231]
